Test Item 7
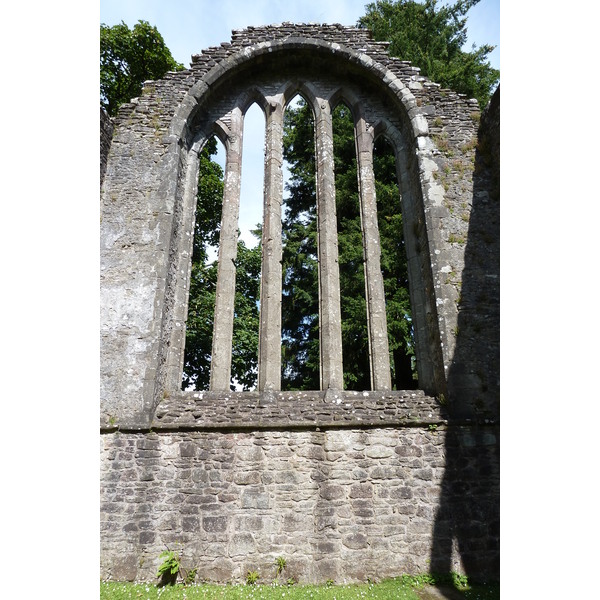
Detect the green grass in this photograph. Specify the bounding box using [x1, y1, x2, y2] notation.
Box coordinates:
[100, 576, 500, 600]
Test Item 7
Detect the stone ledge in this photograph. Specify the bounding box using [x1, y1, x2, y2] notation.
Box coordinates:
[100, 387, 499, 431]
[145, 389, 446, 431]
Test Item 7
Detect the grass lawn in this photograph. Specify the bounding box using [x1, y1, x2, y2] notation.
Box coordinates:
[100, 576, 499, 600]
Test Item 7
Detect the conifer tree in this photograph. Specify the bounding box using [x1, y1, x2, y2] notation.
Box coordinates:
[359, 0, 499, 109]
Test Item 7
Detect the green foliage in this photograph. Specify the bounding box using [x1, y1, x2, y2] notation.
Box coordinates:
[275, 556, 287, 577]
[100, 20, 184, 116]
[230, 239, 261, 389]
[155, 548, 198, 587]
[185, 568, 198, 586]
[332, 103, 371, 391]
[156, 550, 180, 585]
[182, 140, 223, 391]
[373, 136, 416, 389]
[281, 100, 320, 390]
[358, 0, 499, 109]
[246, 570, 260, 585]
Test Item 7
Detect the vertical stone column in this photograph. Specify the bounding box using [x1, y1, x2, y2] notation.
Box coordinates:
[164, 150, 201, 394]
[314, 98, 344, 390]
[355, 118, 392, 390]
[210, 109, 244, 391]
[258, 100, 284, 391]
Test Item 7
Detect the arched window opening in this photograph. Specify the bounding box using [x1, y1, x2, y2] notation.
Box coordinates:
[230, 102, 265, 390]
[182, 135, 225, 391]
[373, 135, 418, 389]
[281, 95, 320, 390]
[182, 103, 419, 394]
[182, 103, 266, 392]
[332, 102, 370, 391]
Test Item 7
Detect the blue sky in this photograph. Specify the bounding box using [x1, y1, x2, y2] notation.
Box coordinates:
[100, 0, 500, 71]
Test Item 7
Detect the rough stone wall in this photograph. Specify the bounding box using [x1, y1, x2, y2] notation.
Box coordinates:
[445, 87, 500, 420]
[100, 23, 500, 584]
[101, 416, 498, 583]
[101, 391, 499, 582]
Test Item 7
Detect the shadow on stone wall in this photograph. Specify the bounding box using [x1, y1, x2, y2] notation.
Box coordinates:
[429, 87, 500, 589]
[101, 107, 114, 188]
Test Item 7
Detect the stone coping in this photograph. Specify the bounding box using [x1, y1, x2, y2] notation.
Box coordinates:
[100, 389, 458, 431]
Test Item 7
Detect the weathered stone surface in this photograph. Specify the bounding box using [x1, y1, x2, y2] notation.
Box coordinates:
[100, 425, 499, 582]
[152, 389, 448, 429]
[203, 516, 228, 533]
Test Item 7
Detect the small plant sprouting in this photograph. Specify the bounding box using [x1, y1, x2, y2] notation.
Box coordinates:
[246, 570, 260, 585]
[448, 233, 466, 245]
[433, 133, 450, 154]
[326, 579, 335, 587]
[452, 572, 469, 589]
[275, 556, 287, 578]
[184, 567, 197, 585]
[156, 549, 180, 586]
[428, 424, 438, 432]
[156, 547, 197, 586]
[460, 137, 478, 153]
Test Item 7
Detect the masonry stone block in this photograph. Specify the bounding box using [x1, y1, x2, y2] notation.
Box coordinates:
[241, 490, 270, 509]
[228, 532, 256, 556]
[203, 516, 228, 533]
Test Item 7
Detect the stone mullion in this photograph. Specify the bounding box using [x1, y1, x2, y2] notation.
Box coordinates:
[258, 101, 284, 391]
[314, 99, 344, 390]
[164, 150, 200, 394]
[210, 109, 244, 391]
[355, 118, 392, 390]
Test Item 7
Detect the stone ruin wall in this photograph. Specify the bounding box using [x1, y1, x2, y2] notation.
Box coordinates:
[100, 24, 499, 584]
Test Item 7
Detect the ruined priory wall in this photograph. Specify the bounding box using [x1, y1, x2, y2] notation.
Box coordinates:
[100, 25, 500, 584]
[100, 427, 444, 584]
